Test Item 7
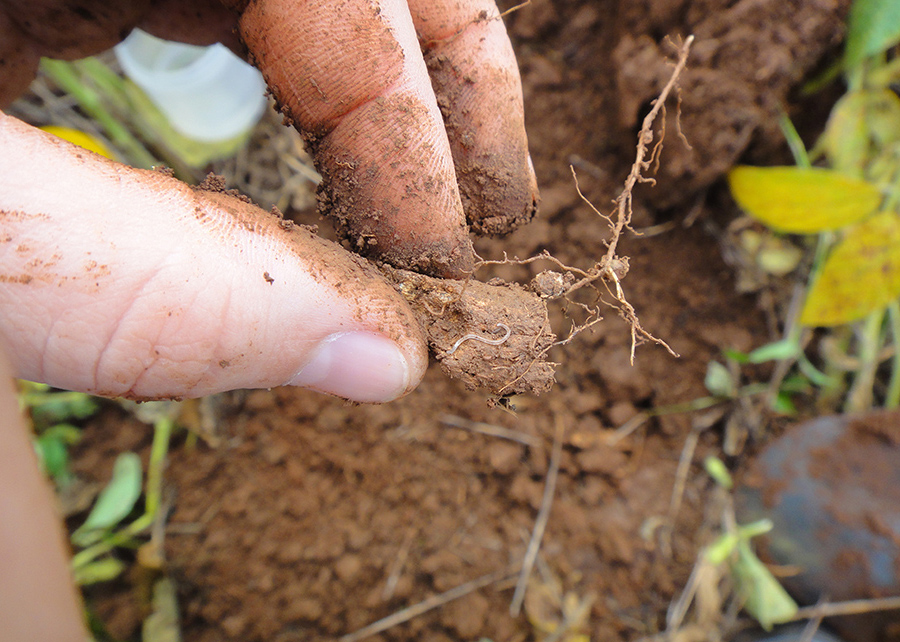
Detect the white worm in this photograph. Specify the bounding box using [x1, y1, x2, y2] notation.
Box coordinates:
[446, 323, 512, 355]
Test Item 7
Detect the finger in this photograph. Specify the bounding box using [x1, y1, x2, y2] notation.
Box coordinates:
[230, 0, 476, 278]
[0, 350, 86, 642]
[0, 0, 241, 109]
[0, 114, 427, 403]
[137, 0, 243, 51]
[0, 10, 40, 108]
[409, 0, 539, 236]
[0, 0, 149, 59]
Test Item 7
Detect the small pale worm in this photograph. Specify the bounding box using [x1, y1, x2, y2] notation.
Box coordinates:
[446, 323, 512, 355]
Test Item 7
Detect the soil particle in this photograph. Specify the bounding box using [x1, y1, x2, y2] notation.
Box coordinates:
[381, 265, 556, 396]
[193, 172, 253, 203]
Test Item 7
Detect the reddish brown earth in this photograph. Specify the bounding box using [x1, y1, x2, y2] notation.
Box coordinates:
[70, 0, 856, 640]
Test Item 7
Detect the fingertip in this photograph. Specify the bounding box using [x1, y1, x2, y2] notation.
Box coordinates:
[411, 0, 538, 237]
[286, 330, 425, 403]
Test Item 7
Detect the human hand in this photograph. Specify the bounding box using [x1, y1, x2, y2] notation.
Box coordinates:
[0, 0, 537, 403]
[0, 2, 536, 637]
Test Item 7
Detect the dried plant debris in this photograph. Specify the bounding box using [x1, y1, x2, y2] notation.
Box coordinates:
[382, 265, 556, 396]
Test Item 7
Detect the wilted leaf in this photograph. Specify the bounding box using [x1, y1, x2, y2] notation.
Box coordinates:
[732, 540, 798, 630]
[801, 211, 900, 326]
[143, 577, 182, 642]
[72, 452, 143, 545]
[728, 166, 881, 233]
[739, 229, 804, 276]
[845, 0, 900, 69]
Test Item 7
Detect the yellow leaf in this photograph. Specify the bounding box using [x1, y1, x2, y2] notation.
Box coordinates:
[728, 166, 881, 233]
[39, 126, 115, 160]
[801, 211, 900, 326]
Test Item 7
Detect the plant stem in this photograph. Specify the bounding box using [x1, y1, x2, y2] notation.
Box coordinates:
[145, 416, 173, 517]
[71, 416, 174, 572]
[778, 111, 811, 169]
[41, 59, 157, 169]
[845, 309, 885, 412]
[886, 301, 900, 409]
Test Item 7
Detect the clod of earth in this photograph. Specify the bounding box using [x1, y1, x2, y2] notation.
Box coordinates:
[381, 265, 556, 396]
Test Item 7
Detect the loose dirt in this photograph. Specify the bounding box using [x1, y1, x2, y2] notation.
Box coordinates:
[71, 0, 855, 640]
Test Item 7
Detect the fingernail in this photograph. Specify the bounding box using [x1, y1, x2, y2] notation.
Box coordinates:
[287, 331, 410, 403]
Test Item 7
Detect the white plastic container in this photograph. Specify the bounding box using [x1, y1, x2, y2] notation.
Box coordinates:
[115, 29, 267, 142]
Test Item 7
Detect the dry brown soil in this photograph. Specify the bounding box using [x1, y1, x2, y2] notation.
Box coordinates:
[72, 0, 855, 640]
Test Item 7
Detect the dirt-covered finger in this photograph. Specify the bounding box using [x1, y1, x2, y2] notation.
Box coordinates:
[0, 0, 149, 60]
[231, 0, 475, 278]
[409, 0, 539, 236]
[0, 10, 40, 108]
[0, 114, 428, 402]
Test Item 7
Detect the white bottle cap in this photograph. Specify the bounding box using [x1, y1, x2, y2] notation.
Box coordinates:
[115, 29, 268, 143]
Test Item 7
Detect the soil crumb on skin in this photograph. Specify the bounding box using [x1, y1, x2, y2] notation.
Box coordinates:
[382, 265, 556, 395]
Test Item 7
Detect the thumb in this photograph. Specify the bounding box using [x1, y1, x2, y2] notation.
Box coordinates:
[0, 114, 427, 403]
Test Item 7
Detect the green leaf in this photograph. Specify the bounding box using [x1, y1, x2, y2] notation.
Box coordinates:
[822, 90, 900, 175]
[72, 557, 126, 585]
[747, 339, 801, 364]
[724, 348, 750, 365]
[42, 423, 83, 445]
[704, 361, 736, 398]
[737, 518, 774, 540]
[72, 452, 143, 545]
[770, 391, 798, 415]
[34, 434, 70, 482]
[802, 211, 900, 326]
[780, 374, 813, 394]
[703, 456, 733, 490]
[728, 166, 881, 233]
[27, 391, 100, 428]
[732, 540, 798, 630]
[845, 0, 900, 69]
[705, 532, 740, 565]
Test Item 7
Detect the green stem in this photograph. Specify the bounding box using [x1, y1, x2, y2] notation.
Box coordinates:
[818, 327, 850, 410]
[886, 301, 900, 409]
[778, 111, 811, 169]
[71, 416, 173, 571]
[41, 59, 157, 169]
[145, 416, 173, 517]
[845, 309, 885, 412]
[645, 383, 770, 418]
[846, 58, 865, 93]
[70, 514, 150, 570]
